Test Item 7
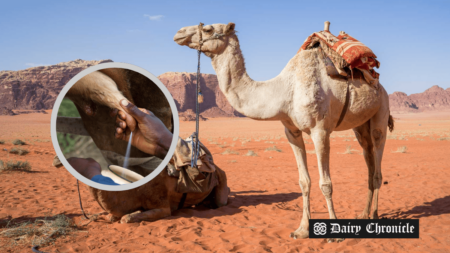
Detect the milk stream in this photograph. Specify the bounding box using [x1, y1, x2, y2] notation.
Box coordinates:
[122, 132, 133, 178]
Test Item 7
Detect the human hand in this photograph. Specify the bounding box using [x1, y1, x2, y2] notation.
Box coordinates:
[67, 157, 102, 180]
[113, 99, 173, 159]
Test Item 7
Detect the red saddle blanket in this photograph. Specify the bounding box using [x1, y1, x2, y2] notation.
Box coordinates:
[298, 31, 380, 79]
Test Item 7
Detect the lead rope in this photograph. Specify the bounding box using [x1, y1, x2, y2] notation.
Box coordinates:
[191, 23, 204, 168]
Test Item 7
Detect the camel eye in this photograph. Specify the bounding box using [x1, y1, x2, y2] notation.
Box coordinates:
[203, 27, 213, 34]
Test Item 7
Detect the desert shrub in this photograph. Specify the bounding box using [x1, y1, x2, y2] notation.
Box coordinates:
[245, 150, 258, 157]
[9, 148, 29, 156]
[386, 135, 397, 140]
[395, 146, 408, 153]
[344, 145, 353, 154]
[437, 137, 450, 141]
[0, 160, 4, 170]
[229, 160, 237, 163]
[222, 149, 239, 155]
[4, 160, 31, 171]
[265, 146, 282, 152]
[1, 214, 73, 247]
[12, 139, 26, 145]
[0, 140, 5, 144]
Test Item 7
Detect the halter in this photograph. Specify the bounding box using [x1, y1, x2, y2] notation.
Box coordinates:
[190, 22, 227, 168]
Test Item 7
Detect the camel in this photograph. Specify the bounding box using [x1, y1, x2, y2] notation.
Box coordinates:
[174, 22, 394, 241]
[62, 68, 229, 223]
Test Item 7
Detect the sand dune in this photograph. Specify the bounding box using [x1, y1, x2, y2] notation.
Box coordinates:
[0, 112, 450, 252]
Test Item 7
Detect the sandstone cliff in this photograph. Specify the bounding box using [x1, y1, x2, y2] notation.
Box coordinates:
[0, 59, 112, 110]
[158, 72, 244, 118]
[389, 85, 450, 113]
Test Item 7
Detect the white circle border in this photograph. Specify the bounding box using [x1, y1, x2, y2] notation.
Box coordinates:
[50, 62, 179, 191]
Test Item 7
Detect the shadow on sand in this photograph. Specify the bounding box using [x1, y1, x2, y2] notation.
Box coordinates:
[382, 195, 450, 219]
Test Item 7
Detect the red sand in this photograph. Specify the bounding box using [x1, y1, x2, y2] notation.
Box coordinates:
[1, 112, 450, 252]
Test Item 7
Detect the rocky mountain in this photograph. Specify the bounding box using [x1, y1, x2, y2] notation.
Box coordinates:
[389, 85, 450, 113]
[158, 72, 244, 118]
[0, 59, 112, 110]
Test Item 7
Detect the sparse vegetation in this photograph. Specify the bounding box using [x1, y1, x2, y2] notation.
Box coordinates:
[395, 146, 408, 153]
[387, 135, 397, 140]
[0, 140, 5, 144]
[438, 137, 450, 141]
[1, 160, 32, 172]
[344, 145, 353, 154]
[12, 139, 26, 145]
[222, 149, 240, 155]
[245, 150, 258, 157]
[0, 214, 74, 247]
[229, 160, 237, 163]
[9, 148, 29, 156]
[265, 146, 282, 152]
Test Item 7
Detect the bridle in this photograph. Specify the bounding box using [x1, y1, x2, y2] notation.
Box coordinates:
[190, 22, 227, 168]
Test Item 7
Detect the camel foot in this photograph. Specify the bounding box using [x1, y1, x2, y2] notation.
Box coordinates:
[327, 238, 344, 243]
[356, 212, 370, 219]
[371, 211, 379, 219]
[289, 227, 309, 239]
[120, 210, 142, 224]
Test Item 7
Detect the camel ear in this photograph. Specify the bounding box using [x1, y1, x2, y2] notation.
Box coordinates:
[225, 22, 235, 34]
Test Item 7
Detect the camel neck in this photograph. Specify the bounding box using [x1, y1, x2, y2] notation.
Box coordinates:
[210, 36, 290, 120]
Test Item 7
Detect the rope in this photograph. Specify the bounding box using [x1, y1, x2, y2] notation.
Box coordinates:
[77, 180, 90, 220]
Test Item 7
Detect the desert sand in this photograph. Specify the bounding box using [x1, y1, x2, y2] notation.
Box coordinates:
[1, 111, 450, 252]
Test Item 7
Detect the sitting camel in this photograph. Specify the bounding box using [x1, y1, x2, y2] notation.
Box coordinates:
[174, 22, 394, 241]
[62, 68, 229, 223]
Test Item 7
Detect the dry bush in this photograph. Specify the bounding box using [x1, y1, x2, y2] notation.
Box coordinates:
[12, 139, 26, 145]
[395, 146, 408, 153]
[387, 135, 397, 140]
[0, 140, 5, 144]
[1, 160, 32, 172]
[265, 146, 282, 152]
[438, 137, 450, 141]
[245, 150, 258, 157]
[344, 145, 353, 154]
[233, 137, 239, 141]
[9, 148, 29, 156]
[398, 136, 407, 140]
[344, 139, 350, 142]
[229, 160, 237, 163]
[265, 141, 275, 144]
[0, 214, 74, 247]
[222, 149, 240, 155]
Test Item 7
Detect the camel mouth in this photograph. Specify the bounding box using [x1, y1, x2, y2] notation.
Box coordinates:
[173, 34, 192, 46]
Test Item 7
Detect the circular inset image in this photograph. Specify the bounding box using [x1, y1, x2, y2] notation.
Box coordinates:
[51, 62, 179, 191]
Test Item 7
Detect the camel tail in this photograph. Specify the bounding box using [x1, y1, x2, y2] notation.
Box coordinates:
[388, 114, 394, 132]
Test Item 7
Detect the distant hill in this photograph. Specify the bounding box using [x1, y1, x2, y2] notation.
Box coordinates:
[389, 85, 450, 113]
[1, 60, 448, 116]
[0, 59, 112, 110]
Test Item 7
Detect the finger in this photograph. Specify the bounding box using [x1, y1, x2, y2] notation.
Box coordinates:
[116, 127, 123, 134]
[115, 117, 126, 129]
[120, 100, 147, 122]
[110, 108, 118, 118]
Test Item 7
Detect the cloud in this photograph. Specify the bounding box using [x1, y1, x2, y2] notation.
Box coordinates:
[25, 63, 48, 67]
[144, 14, 164, 21]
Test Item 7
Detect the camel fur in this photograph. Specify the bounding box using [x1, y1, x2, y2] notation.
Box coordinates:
[174, 22, 394, 241]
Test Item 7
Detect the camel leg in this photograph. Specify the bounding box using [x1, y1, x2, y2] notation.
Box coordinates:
[311, 129, 343, 242]
[283, 126, 311, 239]
[369, 110, 389, 219]
[120, 208, 171, 223]
[353, 121, 375, 219]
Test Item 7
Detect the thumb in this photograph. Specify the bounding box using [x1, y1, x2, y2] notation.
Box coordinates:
[120, 99, 147, 122]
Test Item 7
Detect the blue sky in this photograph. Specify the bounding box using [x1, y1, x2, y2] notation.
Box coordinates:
[1, 0, 449, 95]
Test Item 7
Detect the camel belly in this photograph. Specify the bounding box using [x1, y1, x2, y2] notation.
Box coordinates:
[334, 82, 381, 131]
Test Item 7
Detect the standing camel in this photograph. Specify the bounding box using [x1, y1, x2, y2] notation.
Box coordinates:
[174, 22, 394, 241]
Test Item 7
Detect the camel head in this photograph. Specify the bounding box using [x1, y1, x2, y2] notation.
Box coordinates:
[174, 23, 236, 56]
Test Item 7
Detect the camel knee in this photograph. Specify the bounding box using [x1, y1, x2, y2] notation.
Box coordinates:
[371, 129, 384, 147]
[299, 180, 311, 195]
[373, 173, 382, 188]
[320, 182, 333, 199]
